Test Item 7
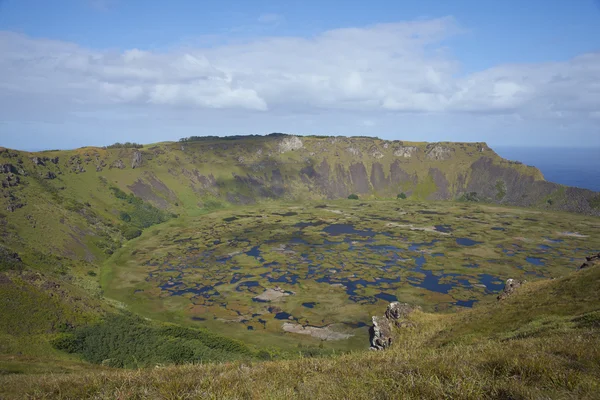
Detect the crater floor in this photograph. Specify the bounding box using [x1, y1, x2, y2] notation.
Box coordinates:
[102, 200, 600, 349]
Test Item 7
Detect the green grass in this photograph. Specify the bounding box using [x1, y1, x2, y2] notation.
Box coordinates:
[1, 267, 598, 399]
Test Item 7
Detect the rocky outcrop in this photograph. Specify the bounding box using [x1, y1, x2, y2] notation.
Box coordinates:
[370, 302, 420, 350]
[111, 159, 126, 169]
[426, 144, 453, 160]
[0, 164, 18, 174]
[497, 279, 524, 301]
[131, 151, 143, 169]
[43, 171, 57, 180]
[31, 156, 46, 166]
[393, 146, 418, 158]
[579, 253, 600, 270]
[278, 136, 303, 153]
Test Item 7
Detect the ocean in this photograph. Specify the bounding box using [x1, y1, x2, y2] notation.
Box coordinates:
[494, 147, 600, 192]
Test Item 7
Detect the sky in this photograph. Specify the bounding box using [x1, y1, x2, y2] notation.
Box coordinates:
[0, 0, 599, 151]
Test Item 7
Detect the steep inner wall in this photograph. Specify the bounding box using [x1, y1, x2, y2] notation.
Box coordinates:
[1, 135, 599, 267]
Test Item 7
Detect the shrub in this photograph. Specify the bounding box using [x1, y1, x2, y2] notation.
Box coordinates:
[460, 192, 480, 202]
[119, 211, 131, 222]
[547, 199, 554, 206]
[123, 228, 142, 240]
[397, 192, 407, 199]
[52, 314, 253, 368]
[104, 142, 143, 149]
[347, 194, 359, 200]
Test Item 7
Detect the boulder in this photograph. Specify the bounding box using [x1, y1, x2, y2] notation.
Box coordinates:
[370, 301, 419, 350]
[497, 278, 524, 301]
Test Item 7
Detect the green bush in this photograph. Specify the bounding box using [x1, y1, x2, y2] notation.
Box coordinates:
[347, 194, 359, 200]
[105, 142, 143, 149]
[460, 192, 480, 202]
[397, 192, 407, 199]
[119, 211, 131, 222]
[123, 228, 142, 240]
[110, 187, 128, 200]
[52, 314, 253, 368]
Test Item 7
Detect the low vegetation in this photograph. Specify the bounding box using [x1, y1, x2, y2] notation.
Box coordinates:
[52, 314, 253, 368]
[1, 267, 598, 399]
[103, 142, 143, 149]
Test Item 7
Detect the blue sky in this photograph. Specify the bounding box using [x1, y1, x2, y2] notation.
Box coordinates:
[1, 0, 599, 150]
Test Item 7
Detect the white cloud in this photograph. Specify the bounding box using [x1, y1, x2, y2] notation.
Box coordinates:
[0, 16, 599, 148]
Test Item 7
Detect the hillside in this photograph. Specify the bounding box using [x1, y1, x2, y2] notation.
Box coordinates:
[1, 135, 598, 267]
[1, 263, 599, 399]
[1, 134, 599, 398]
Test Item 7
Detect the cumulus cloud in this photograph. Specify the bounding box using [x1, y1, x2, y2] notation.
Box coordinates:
[0, 16, 599, 131]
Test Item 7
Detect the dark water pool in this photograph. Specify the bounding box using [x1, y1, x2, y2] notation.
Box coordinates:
[479, 274, 505, 292]
[456, 238, 482, 246]
[302, 302, 316, 308]
[455, 299, 476, 307]
[274, 312, 294, 320]
[323, 224, 376, 237]
[375, 292, 398, 302]
[434, 225, 453, 233]
[526, 257, 545, 266]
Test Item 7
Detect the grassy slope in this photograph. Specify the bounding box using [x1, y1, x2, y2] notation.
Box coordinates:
[1, 266, 598, 399]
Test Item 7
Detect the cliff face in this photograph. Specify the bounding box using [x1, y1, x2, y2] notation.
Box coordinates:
[1, 135, 598, 213]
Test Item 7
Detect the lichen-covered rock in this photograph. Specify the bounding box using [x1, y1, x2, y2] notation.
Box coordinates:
[131, 151, 143, 169]
[579, 253, 600, 270]
[497, 278, 524, 301]
[370, 301, 419, 350]
[385, 302, 421, 321]
[278, 136, 303, 153]
[370, 315, 393, 350]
